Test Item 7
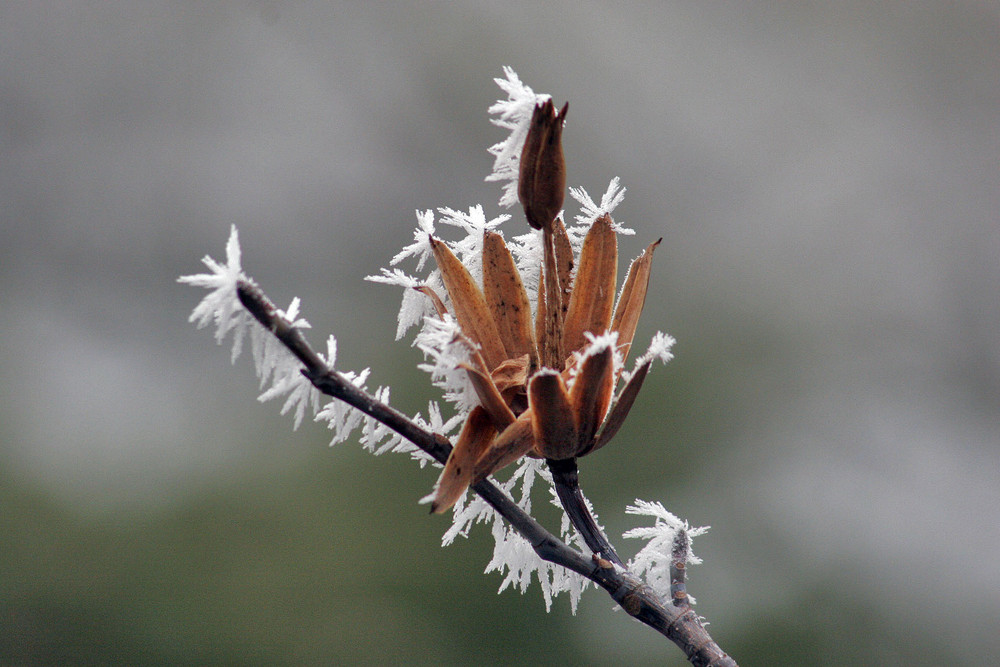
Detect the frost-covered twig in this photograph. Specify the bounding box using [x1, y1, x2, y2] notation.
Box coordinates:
[235, 277, 734, 666]
[182, 67, 739, 665]
[235, 279, 451, 463]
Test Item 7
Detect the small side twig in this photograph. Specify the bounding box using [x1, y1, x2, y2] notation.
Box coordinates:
[236, 278, 736, 667]
[672, 525, 691, 607]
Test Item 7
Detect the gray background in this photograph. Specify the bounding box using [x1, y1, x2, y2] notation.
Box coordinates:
[2, 2, 998, 664]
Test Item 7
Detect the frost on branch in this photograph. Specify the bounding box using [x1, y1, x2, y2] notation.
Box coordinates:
[178, 226, 319, 428]
[178, 225, 252, 362]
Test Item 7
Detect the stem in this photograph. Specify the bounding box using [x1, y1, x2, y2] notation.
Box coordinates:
[541, 224, 565, 369]
[547, 457, 624, 568]
[235, 279, 736, 666]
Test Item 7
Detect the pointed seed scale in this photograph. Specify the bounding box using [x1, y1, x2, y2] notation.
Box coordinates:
[551, 217, 575, 307]
[460, 363, 516, 431]
[562, 215, 618, 357]
[528, 371, 578, 460]
[541, 225, 566, 369]
[534, 265, 547, 366]
[414, 285, 449, 320]
[586, 360, 652, 455]
[472, 410, 536, 482]
[430, 236, 508, 370]
[610, 239, 660, 362]
[431, 407, 496, 513]
[568, 345, 616, 453]
[482, 231, 536, 364]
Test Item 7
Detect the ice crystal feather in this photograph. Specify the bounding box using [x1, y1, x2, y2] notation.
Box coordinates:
[569, 177, 633, 236]
[390, 209, 437, 270]
[624, 500, 710, 598]
[486, 67, 550, 209]
[365, 268, 435, 340]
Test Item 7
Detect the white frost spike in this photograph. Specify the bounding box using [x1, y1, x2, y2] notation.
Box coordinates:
[507, 228, 544, 310]
[390, 209, 437, 270]
[624, 500, 709, 598]
[410, 401, 464, 460]
[622, 331, 676, 384]
[414, 315, 480, 412]
[315, 366, 372, 445]
[365, 268, 435, 340]
[569, 177, 634, 238]
[568, 331, 624, 387]
[249, 298, 310, 389]
[486, 66, 552, 209]
[256, 357, 320, 430]
[641, 331, 676, 365]
[482, 459, 589, 614]
[253, 297, 320, 430]
[178, 225, 253, 359]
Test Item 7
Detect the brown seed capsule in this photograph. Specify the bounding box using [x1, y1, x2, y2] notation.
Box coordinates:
[518, 99, 568, 231]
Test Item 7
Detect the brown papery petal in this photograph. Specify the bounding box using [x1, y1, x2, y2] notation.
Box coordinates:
[460, 363, 516, 432]
[552, 217, 575, 305]
[483, 231, 536, 364]
[569, 345, 615, 453]
[472, 410, 536, 482]
[491, 354, 530, 394]
[528, 371, 578, 460]
[432, 407, 496, 513]
[610, 239, 660, 363]
[583, 360, 651, 456]
[562, 215, 617, 358]
[431, 237, 507, 370]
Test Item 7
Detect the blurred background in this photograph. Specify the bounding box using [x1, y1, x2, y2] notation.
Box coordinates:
[2, 2, 998, 664]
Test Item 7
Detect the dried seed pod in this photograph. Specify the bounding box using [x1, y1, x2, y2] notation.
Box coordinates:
[518, 99, 567, 231]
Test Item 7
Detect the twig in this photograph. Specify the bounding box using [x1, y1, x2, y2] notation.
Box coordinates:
[236, 278, 737, 666]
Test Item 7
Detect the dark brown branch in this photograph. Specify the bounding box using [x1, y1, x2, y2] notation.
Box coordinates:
[235, 278, 736, 666]
[547, 457, 624, 568]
